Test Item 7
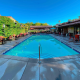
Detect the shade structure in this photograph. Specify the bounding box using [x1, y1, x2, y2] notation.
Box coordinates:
[50, 28, 56, 29]
[0, 36, 4, 40]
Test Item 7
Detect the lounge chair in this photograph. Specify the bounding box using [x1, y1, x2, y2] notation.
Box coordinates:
[59, 32, 61, 35]
[24, 33, 26, 36]
[13, 34, 16, 37]
[15, 35, 19, 40]
[19, 33, 23, 37]
[9, 35, 13, 41]
[75, 35, 79, 41]
[0, 36, 6, 44]
[63, 33, 66, 37]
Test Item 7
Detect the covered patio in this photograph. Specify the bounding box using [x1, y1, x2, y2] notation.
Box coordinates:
[56, 20, 80, 36]
[56, 20, 80, 41]
[29, 26, 53, 33]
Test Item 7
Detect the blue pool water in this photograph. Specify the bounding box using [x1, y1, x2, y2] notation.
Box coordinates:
[4, 35, 79, 59]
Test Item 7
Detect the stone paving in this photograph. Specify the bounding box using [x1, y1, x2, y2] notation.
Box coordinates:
[0, 54, 80, 80]
[50, 34, 80, 52]
[0, 34, 80, 80]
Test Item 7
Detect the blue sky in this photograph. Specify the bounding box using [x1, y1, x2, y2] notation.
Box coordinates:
[0, 0, 80, 25]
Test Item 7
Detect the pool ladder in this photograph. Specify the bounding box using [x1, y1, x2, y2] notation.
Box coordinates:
[38, 44, 41, 64]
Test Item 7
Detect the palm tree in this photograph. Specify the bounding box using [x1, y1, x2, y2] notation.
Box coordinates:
[58, 20, 61, 24]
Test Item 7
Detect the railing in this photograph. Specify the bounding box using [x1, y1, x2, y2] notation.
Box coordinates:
[38, 43, 41, 64]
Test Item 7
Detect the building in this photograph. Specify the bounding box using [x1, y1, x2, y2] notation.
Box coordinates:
[30, 26, 53, 30]
[56, 19, 80, 35]
[7, 16, 16, 22]
[0, 15, 16, 22]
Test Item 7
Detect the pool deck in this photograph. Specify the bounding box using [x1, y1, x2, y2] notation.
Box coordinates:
[0, 34, 80, 80]
[50, 34, 80, 53]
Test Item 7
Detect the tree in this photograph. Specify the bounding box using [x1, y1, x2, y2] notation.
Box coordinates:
[68, 19, 72, 21]
[29, 22, 33, 26]
[35, 22, 41, 26]
[0, 16, 27, 37]
[42, 23, 48, 26]
[58, 20, 61, 23]
[53, 26, 56, 28]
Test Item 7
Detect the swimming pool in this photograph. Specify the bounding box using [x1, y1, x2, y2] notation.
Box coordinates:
[4, 35, 79, 59]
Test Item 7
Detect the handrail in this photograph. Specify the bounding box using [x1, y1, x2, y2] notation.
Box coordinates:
[39, 44, 40, 62]
[38, 43, 41, 64]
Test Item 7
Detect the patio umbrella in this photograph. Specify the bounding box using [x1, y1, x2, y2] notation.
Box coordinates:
[20, 33, 22, 35]
[50, 28, 56, 29]
[0, 36, 4, 38]
[0, 36, 4, 40]
[13, 34, 16, 37]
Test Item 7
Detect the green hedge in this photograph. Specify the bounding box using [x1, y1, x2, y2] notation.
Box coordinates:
[0, 16, 27, 37]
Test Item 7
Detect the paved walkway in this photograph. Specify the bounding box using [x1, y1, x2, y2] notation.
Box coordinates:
[0, 34, 80, 80]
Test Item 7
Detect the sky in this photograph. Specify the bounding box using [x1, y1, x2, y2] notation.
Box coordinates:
[0, 0, 80, 26]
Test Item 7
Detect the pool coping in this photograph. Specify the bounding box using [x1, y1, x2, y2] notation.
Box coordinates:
[0, 53, 80, 63]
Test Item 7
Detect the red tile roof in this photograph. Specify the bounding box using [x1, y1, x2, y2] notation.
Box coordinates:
[56, 19, 80, 27]
[7, 16, 16, 22]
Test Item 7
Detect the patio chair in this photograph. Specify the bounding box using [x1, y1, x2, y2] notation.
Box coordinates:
[26, 32, 28, 35]
[9, 35, 13, 41]
[75, 35, 79, 41]
[15, 35, 19, 40]
[13, 34, 16, 37]
[0, 36, 6, 44]
[0, 37, 3, 44]
[19, 33, 23, 37]
[13, 34, 16, 40]
[69, 33, 74, 40]
[59, 32, 61, 35]
[63, 33, 66, 37]
[24, 33, 26, 36]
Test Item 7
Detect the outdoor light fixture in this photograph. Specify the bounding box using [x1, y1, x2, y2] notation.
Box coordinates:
[2, 24, 5, 36]
[3, 24, 5, 28]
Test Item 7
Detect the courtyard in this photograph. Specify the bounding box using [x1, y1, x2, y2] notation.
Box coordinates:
[0, 34, 80, 80]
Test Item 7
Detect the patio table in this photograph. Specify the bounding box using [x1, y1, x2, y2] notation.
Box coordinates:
[77, 34, 80, 38]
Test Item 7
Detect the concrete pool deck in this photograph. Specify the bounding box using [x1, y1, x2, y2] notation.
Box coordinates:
[0, 34, 80, 80]
[50, 34, 80, 52]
